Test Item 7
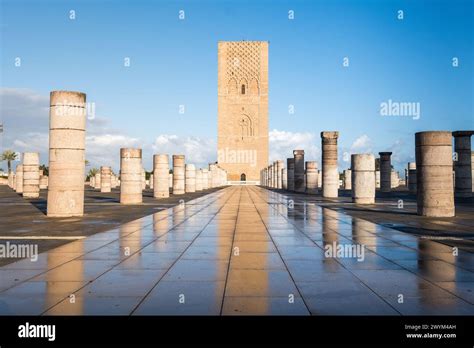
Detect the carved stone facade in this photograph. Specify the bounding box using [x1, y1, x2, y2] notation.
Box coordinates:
[217, 41, 269, 182]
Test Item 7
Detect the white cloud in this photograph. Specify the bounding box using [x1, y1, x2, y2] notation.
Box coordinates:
[85, 134, 140, 171]
[151, 135, 216, 169]
[350, 134, 373, 152]
[269, 129, 321, 164]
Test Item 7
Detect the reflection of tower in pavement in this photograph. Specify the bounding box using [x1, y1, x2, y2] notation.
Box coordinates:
[237, 190, 269, 314]
[352, 218, 377, 252]
[322, 208, 339, 247]
[46, 240, 84, 312]
[417, 240, 456, 305]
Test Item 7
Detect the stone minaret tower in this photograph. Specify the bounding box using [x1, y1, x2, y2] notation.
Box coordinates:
[217, 41, 269, 182]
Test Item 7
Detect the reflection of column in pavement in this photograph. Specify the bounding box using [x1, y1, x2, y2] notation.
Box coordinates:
[305, 203, 320, 231]
[172, 202, 186, 227]
[351, 218, 376, 252]
[119, 219, 143, 267]
[417, 239, 456, 304]
[47, 240, 84, 313]
[322, 208, 339, 247]
[153, 210, 169, 237]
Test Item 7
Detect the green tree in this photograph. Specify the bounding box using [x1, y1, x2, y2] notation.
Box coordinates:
[87, 168, 99, 180]
[39, 164, 49, 176]
[1, 150, 18, 173]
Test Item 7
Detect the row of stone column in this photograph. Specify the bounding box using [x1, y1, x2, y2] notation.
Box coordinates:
[260, 153, 323, 194]
[261, 132, 339, 196]
[344, 169, 400, 190]
[7, 152, 46, 199]
[86, 152, 226, 205]
[118, 151, 226, 204]
[90, 168, 119, 192]
[36, 90, 228, 217]
[260, 130, 473, 218]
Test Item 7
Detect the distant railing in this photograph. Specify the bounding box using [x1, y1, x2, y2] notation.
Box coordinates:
[226, 181, 259, 186]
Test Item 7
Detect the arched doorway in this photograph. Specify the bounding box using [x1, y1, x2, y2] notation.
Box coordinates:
[240, 173, 246, 181]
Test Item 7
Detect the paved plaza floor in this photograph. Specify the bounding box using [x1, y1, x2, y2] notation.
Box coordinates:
[0, 185, 473, 315]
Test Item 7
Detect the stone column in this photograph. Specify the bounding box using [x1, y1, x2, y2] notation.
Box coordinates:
[293, 150, 305, 193]
[100, 166, 111, 193]
[39, 175, 48, 189]
[408, 162, 416, 194]
[196, 169, 203, 191]
[351, 154, 375, 204]
[321, 131, 339, 198]
[8, 172, 12, 188]
[220, 168, 227, 186]
[207, 164, 214, 188]
[202, 169, 209, 190]
[94, 173, 101, 190]
[23, 152, 39, 198]
[305, 161, 318, 194]
[317, 170, 322, 188]
[375, 170, 380, 188]
[286, 158, 295, 191]
[282, 168, 288, 190]
[267, 166, 271, 187]
[267, 165, 272, 188]
[173, 155, 185, 194]
[379, 152, 392, 192]
[47, 91, 86, 217]
[142, 168, 146, 190]
[185, 164, 196, 193]
[169, 173, 173, 190]
[276, 160, 283, 189]
[415, 131, 454, 217]
[344, 169, 352, 190]
[120, 148, 143, 204]
[391, 170, 399, 188]
[153, 154, 169, 198]
[90, 176, 95, 188]
[452, 131, 474, 197]
[149, 174, 154, 189]
[273, 162, 278, 188]
[15, 164, 23, 193]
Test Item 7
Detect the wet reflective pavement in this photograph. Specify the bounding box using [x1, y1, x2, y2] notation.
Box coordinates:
[0, 186, 473, 315]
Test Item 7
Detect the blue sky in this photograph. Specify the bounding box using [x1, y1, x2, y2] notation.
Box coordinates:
[1, 0, 473, 173]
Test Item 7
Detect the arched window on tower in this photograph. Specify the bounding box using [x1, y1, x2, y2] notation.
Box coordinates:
[241, 84, 246, 95]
